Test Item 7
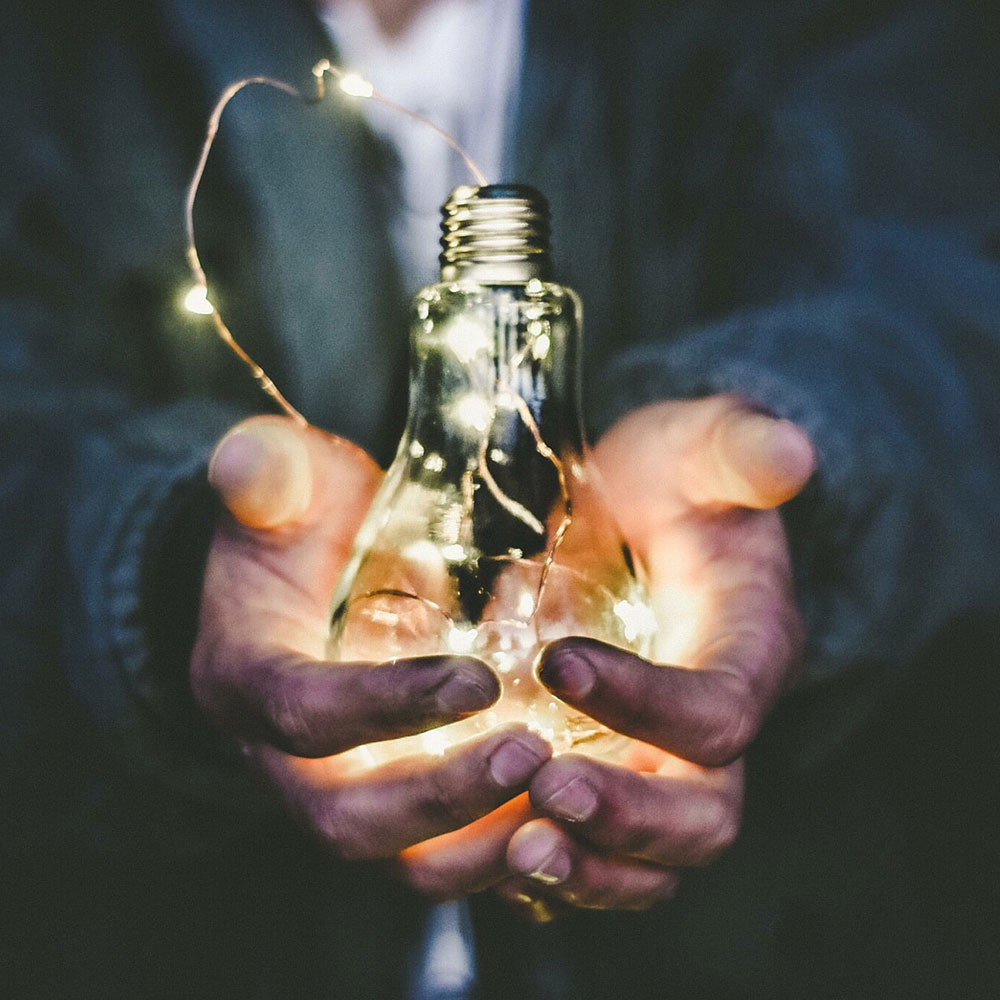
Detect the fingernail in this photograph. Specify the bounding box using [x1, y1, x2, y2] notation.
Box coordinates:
[489, 738, 546, 788]
[433, 669, 497, 715]
[539, 776, 598, 822]
[509, 830, 571, 885]
[538, 648, 596, 702]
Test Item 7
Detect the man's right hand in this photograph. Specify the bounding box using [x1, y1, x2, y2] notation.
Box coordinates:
[191, 416, 550, 876]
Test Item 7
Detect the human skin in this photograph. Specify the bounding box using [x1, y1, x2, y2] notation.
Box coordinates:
[319, 0, 432, 39]
[191, 396, 814, 913]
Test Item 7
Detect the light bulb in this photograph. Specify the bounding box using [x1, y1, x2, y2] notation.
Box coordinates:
[328, 185, 655, 764]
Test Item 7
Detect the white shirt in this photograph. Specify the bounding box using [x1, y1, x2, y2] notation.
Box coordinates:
[316, 7, 525, 996]
[320, 0, 525, 292]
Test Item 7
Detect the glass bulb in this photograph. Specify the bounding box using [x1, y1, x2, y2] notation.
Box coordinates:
[328, 185, 654, 764]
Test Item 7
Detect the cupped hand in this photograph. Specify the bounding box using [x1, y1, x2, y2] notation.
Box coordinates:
[191, 416, 551, 879]
[496, 395, 816, 917]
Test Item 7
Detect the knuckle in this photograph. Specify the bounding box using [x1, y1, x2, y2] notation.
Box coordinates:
[264, 687, 320, 757]
[627, 874, 681, 911]
[394, 857, 453, 900]
[310, 800, 375, 862]
[688, 794, 740, 864]
[425, 764, 481, 830]
[565, 865, 679, 911]
[697, 674, 760, 765]
[617, 816, 661, 859]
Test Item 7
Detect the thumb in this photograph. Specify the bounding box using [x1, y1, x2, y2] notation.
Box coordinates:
[687, 401, 816, 510]
[208, 416, 381, 535]
[209, 417, 314, 529]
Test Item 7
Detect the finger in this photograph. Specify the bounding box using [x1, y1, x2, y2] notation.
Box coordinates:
[256, 726, 551, 860]
[506, 819, 679, 910]
[537, 637, 765, 765]
[208, 415, 380, 530]
[195, 650, 500, 758]
[593, 399, 815, 526]
[493, 881, 564, 923]
[528, 755, 742, 868]
[395, 795, 535, 899]
[198, 425, 380, 660]
[684, 400, 816, 510]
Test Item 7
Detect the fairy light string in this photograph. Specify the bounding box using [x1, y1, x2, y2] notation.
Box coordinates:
[184, 60, 571, 637]
[183, 60, 487, 427]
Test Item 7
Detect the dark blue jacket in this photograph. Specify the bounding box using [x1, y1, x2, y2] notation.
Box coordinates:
[2, 1, 998, 996]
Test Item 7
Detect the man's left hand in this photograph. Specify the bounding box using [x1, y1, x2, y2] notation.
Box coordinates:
[496, 396, 815, 916]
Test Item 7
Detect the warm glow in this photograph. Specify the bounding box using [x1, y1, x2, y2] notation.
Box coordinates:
[402, 539, 442, 565]
[453, 393, 492, 433]
[442, 315, 493, 363]
[421, 728, 450, 756]
[648, 580, 703, 663]
[338, 73, 375, 99]
[613, 599, 658, 644]
[182, 284, 214, 315]
[446, 625, 478, 653]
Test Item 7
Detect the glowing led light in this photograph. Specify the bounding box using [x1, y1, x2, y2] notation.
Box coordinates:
[402, 540, 441, 565]
[441, 543, 467, 563]
[408, 439, 425, 458]
[492, 650, 520, 675]
[422, 728, 449, 756]
[453, 394, 492, 433]
[443, 316, 493, 362]
[517, 591, 535, 618]
[613, 599, 658, 643]
[446, 625, 478, 653]
[526, 278, 545, 296]
[531, 332, 551, 360]
[424, 452, 445, 473]
[338, 73, 375, 98]
[182, 284, 214, 315]
[489, 447, 510, 465]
